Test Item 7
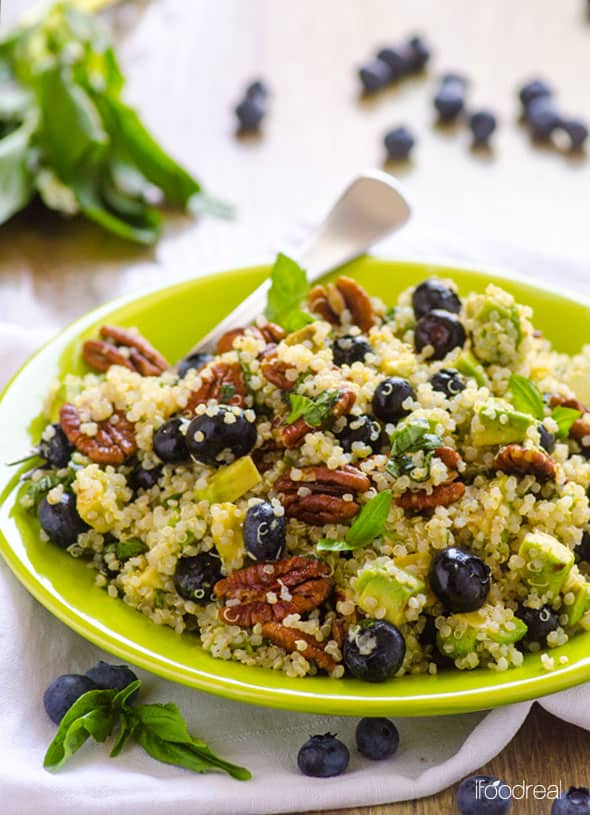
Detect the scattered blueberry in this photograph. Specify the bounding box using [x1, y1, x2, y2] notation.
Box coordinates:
[38, 424, 74, 468]
[178, 352, 213, 379]
[560, 117, 589, 150]
[430, 368, 466, 397]
[236, 96, 265, 131]
[43, 674, 98, 724]
[355, 717, 400, 760]
[469, 110, 497, 145]
[343, 619, 406, 682]
[552, 787, 590, 814]
[332, 334, 373, 366]
[384, 126, 415, 160]
[297, 733, 350, 778]
[85, 661, 139, 696]
[127, 465, 162, 492]
[153, 418, 190, 464]
[434, 74, 467, 121]
[186, 405, 257, 466]
[376, 47, 408, 81]
[525, 96, 561, 140]
[245, 79, 268, 100]
[519, 78, 553, 110]
[359, 58, 393, 93]
[412, 279, 462, 318]
[456, 774, 512, 815]
[538, 424, 556, 454]
[372, 376, 415, 423]
[419, 615, 455, 670]
[414, 310, 466, 359]
[429, 547, 491, 613]
[243, 501, 286, 561]
[405, 35, 431, 72]
[174, 552, 222, 605]
[575, 530, 590, 563]
[336, 414, 386, 454]
[39, 492, 89, 549]
[515, 604, 558, 649]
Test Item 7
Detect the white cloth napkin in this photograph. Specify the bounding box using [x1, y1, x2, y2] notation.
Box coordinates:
[1, 229, 589, 815]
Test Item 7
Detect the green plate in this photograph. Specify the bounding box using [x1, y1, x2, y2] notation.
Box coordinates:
[2, 257, 590, 716]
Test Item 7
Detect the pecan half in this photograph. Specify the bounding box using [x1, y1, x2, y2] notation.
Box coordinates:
[259, 346, 298, 391]
[260, 621, 337, 672]
[186, 361, 248, 413]
[216, 322, 286, 354]
[280, 387, 356, 448]
[494, 444, 556, 481]
[549, 394, 587, 413]
[277, 464, 370, 524]
[214, 556, 333, 627]
[60, 403, 137, 464]
[82, 325, 168, 377]
[308, 276, 375, 332]
[435, 446, 462, 471]
[397, 481, 466, 511]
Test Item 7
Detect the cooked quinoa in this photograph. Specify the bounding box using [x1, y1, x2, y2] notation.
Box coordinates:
[22, 272, 590, 682]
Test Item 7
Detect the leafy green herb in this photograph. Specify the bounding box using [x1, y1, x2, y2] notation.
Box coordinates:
[317, 490, 392, 552]
[219, 383, 237, 403]
[386, 419, 443, 480]
[43, 679, 251, 779]
[0, 1, 227, 243]
[21, 466, 77, 508]
[116, 538, 148, 561]
[287, 390, 339, 427]
[508, 375, 545, 420]
[551, 405, 582, 439]
[264, 253, 314, 332]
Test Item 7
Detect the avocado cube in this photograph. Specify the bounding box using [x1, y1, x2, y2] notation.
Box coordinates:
[456, 350, 489, 388]
[355, 566, 425, 627]
[471, 402, 534, 446]
[561, 566, 590, 626]
[519, 531, 575, 598]
[436, 606, 528, 659]
[195, 456, 262, 503]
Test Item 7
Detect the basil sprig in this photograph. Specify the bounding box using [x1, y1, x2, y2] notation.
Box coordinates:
[386, 419, 442, 481]
[508, 375, 545, 420]
[317, 490, 392, 552]
[264, 253, 315, 332]
[287, 390, 339, 427]
[551, 405, 582, 439]
[43, 680, 251, 780]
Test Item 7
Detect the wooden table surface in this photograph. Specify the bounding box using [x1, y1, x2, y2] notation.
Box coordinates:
[2, 2, 590, 813]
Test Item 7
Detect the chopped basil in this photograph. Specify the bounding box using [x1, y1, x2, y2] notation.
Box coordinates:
[387, 419, 442, 480]
[508, 375, 545, 420]
[551, 405, 582, 439]
[264, 253, 314, 332]
[116, 538, 148, 561]
[317, 490, 392, 552]
[287, 390, 339, 427]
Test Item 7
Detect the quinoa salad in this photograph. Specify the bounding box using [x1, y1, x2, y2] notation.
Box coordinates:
[19, 255, 590, 682]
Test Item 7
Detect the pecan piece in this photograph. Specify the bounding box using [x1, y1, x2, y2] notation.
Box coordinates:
[259, 346, 298, 391]
[82, 325, 168, 377]
[549, 394, 587, 413]
[494, 444, 556, 481]
[397, 482, 466, 511]
[214, 556, 333, 627]
[435, 446, 462, 470]
[60, 403, 137, 464]
[186, 361, 247, 413]
[571, 414, 590, 452]
[280, 387, 356, 448]
[216, 323, 285, 354]
[260, 622, 337, 672]
[277, 464, 370, 524]
[308, 276, 375, 332]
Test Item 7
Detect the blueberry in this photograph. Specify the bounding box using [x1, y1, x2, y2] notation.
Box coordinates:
[243, 501, 285, 561]
[127, 465, 162, 492]
[526, 96, 561, 140]
[355, 717, 400, 760]
[515, 604, 558, 649]
[430, 368, 466, 397]
[174, 552, 222, 605]
[359, 58, 393, 92]
[538, 424, 556, 454]
[43, 674, 98, 724]
[405, 35, 431, 72]
[236, 97, 265, 131]
[186, 405, 257, 466]
[469, 110, 497, 144]
[415, 310, 466, 360]
[575, 531, 590, 563]
[178, 352, 212, 379]
[336, 414, 386, 454]
[343, 619, 406, 682]
[441, 73, 468, 88]
[519, 78, 552, 110]
[429, 547, 491, 613]
[456, 774, 512, 815]
[85, 661, 139, 698]
[38, 424, 74, 468]
[372, 377, 415, 423]
[39, 492, 89, 549]
[297, 733, 350, 778]
[376, 47, 408, 81]
[332, 335, 372, 366]
[560, 118, 589, 150]
[434, 76, 465, 121]
[552, 787, 590, 814]
[246, 79, 268, 100]
[412, 279, 462, 318]
[153, 418, 190, 464]
[419, 615, 455, 670]
[384, 126, 415, 160]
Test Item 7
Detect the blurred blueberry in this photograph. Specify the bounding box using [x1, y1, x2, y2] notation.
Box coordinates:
[560, 118, 588, 150]
[384, 126, 415, 160]
[526, 96, 561, 140]
[434, 81, 465, 121]
[519, 78, 553, 110]
[405, 35, 431, 72]
[246, 79, 268, 100]
[469, 110, 497, 144]
[359, 58, 393, 92]
[376, 47, 408, 80]
[552, 787, 590, 814]
[236, 97, 265, 131]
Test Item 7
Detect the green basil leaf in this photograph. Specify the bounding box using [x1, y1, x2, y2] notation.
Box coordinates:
[287, 390, 338, 427]
[345, 490, 392, 548]
[508, 375, 545, 420]
[388, 419, 442, 481]
[551, 406, 582, 439]
[0, 112, 36, 223]
[113, 679, 141, 709]
[264, 253, 311, 330]
[109, 709, 135, 758]
[316, 538, 356, 552]
[130, 703, 192, 743]
[116, 538, 148, 561]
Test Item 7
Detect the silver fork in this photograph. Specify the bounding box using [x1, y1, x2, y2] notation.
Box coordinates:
[187, 170, 411, 356]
